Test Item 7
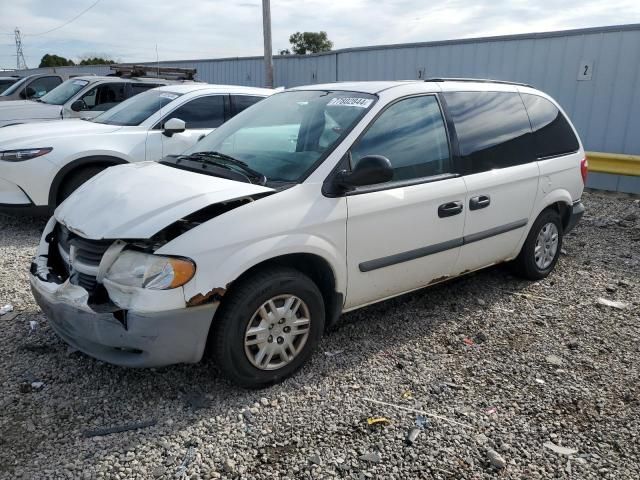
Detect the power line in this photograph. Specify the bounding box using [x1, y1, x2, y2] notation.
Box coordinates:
[26, 0, 102, 37]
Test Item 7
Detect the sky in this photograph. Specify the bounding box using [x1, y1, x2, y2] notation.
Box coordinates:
[1, 0, 640, 69]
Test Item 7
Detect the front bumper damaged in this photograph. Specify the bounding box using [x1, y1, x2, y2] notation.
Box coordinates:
[29, 217, 218, 367]
[30, 276, 217, 367]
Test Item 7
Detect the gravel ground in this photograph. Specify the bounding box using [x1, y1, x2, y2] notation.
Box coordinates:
[0, 190, 639, 480]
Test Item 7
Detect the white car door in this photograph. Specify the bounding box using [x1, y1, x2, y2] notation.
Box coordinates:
[442, 91, 540, 275]
[344, 95, 467, 309]
[146, 94, 226, 160]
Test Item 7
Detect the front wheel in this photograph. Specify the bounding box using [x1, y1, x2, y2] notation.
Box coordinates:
[512, 209, 563, 280]
[211, 267, 325, 388]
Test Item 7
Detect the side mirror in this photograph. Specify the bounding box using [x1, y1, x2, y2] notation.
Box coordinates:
[20, 86, 36, 99]
[70, 100, 85, 112]
[335, 155, 393, 190]
[163, 117, 186, 137]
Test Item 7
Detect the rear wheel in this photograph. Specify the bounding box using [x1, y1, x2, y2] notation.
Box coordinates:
[512, 209, 563, 280]
[57, 165, 107, 205]
[212, 267, 325, 388]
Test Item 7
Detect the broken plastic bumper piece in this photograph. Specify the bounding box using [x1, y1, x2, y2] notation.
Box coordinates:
[29, 275, 218, 367]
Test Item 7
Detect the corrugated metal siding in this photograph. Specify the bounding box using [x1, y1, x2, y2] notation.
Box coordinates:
[12, 24, 640, 159]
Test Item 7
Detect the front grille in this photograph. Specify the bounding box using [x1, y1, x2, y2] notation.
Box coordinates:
[55, 224, 113, 294]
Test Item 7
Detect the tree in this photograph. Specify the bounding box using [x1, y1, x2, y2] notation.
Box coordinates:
[79, 57, 115, 65]
[288, 31, 333, 55]
[279, 49, 291, 55]
[39, 54, 75, 68]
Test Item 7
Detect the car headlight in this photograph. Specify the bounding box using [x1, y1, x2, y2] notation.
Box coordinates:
[105, 250, 196, 290]
[0, 147, 52, 161]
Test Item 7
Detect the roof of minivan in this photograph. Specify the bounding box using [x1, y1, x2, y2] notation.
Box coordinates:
[291, 79, 530, 94]
[154, 84, 274, 94]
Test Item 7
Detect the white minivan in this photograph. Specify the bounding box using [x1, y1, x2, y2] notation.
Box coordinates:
[30, 79, 587, 388]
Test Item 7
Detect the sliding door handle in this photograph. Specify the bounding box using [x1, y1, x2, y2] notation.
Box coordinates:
[469, 195, 491, 210]
[438, 201, 463, 218]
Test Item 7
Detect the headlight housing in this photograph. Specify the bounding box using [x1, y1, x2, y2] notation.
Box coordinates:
[105, 250, 196, 290]
[0, 147, 52, 162]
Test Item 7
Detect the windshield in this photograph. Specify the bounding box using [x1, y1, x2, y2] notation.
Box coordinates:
[0, 78, 18, 94]
[92, 90, 182, 126]
[39, 79, 89, 105]
[0, 77, 27, 96]
[181, 90, 376, 182]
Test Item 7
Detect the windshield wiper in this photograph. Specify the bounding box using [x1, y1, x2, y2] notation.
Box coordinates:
[177, 151, 267, 185]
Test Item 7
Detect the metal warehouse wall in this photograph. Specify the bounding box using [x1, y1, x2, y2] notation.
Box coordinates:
[14, 24, 640, 192]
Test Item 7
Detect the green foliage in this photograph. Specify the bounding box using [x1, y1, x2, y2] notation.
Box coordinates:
[79, 57, 115, 65]
[39, 54, 75, 68]
[288, 32, 333, 55]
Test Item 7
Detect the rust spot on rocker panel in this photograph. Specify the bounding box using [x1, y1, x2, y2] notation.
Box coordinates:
[429, 276, 449, 285]
[187, 287, 227, 307]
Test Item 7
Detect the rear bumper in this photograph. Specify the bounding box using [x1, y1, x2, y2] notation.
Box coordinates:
[565, 200, 585, 234]
[30, 275, 218, 367]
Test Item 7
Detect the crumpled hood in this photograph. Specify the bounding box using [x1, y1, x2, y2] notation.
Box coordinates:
[0, 100, 63, 124]
[55, 161, 274, 240]
[0, 118, 122, 149]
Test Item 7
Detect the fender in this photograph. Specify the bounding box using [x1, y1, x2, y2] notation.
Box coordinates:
[174, 234, 348, 304]
[48, 155, 129, 209]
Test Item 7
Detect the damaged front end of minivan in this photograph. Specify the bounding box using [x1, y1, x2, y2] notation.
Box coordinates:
[29, 162, 275, 367]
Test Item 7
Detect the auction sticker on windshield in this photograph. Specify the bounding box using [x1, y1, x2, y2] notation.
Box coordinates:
[159, 93, 179, 100]
[327, 97, 374, 108]
[73, 80, 89, 86]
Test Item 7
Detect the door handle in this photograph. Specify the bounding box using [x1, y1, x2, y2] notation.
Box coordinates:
[438, 201, 463, 218]
[469, 195, 491, 210]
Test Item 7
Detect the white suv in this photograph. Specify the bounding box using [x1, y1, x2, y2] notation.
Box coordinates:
[0, 76, 176, 127]
[0, 84, 272, 214]
[30, 79, 587, 388]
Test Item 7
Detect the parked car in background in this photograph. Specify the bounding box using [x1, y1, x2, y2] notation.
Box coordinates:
[0, 76, 21, 95]
[29, 79, 586, 387]
[0, 84, 272, 214]
[0, 73, 66, 101]
[0, 75, 182, 127]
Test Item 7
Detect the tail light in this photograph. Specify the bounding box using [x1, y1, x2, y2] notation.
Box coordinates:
[580, 157, 588, 184]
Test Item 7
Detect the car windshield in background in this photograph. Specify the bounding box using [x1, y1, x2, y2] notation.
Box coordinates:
[0, 78, 18, 94]
[92, 90, 182, 126]
[181, 90, 377, 182]
[0, 77, 28, 96]
[39, 79, 89, 105]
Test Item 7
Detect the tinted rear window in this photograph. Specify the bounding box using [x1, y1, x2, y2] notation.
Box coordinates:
[521, 94, 580, 159]
[443, 91, 534, 174]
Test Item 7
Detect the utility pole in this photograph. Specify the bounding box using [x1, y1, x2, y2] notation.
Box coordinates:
[262, 0, 273, 88]
[14, 28, 28, 70]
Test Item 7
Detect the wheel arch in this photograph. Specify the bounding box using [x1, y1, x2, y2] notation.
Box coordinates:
[222, 252, 343, 330]
[48, 155, 129, 209]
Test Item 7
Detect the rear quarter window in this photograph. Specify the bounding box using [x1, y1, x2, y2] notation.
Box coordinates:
[443, 91, 535, 174]
[521, 93, 580, 159]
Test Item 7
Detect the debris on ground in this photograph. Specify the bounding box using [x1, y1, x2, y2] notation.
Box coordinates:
[324, 350, 344, 357]
[545, 354, 564, 366]
[596, 297, 630, 310]
[0, 304, 13, 315]
[486, 448, 506, 469]
[366, 417, 391, 426]
[406, 427, 421, 445]
[543, 441, 578, 456]
[30, 381, 44, 390]
[463, 337, 475, 346]
[82, 419, 157, 437]
[28, 320, 37, 334]
[175, 446, 196, 478]
[359, 452, 381, 464]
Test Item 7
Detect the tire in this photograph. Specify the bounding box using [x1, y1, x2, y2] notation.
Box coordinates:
[512, 209, 563, 280]
[212, 267, 325, 388]
[57, 165, 107, 205]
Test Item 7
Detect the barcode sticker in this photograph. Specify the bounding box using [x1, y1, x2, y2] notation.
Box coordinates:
[327, 97, 373, 108]
[159, 93, 178, 100]
[73, 80, 88, 86]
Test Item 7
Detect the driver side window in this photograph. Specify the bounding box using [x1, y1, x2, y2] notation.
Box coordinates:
[79, 83, 127, 110]
[350, 95, 451, 182]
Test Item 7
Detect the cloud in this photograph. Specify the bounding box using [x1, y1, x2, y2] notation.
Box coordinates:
[0, 0, 638, 69]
